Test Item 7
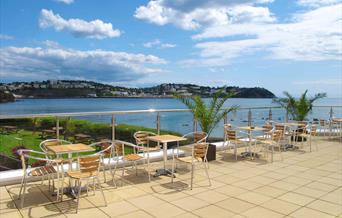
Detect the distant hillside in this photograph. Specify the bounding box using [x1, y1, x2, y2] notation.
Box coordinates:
[0, 90, 15, 103]
[0, 80, 276, 99]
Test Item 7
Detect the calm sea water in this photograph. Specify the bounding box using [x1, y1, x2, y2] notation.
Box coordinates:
[0, 98, 341, 137]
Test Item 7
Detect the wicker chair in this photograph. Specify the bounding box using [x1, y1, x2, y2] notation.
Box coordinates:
[225, 129, 249, 160]
[259, 130, 283, 162]
[299, 125, 318, 152]
[171, 143, 211, 190]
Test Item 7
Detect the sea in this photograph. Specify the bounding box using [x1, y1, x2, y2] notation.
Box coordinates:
[0, 98, 341, 137]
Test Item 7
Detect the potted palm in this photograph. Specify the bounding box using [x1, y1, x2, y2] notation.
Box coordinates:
[174, 88, 238, 160]
[273, 90, 326, 142]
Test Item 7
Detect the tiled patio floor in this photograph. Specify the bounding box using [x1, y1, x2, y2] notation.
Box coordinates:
[1, 137, 341, 218]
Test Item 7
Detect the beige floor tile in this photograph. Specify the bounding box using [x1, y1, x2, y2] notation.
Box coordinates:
[320, 188, 342, 205]
[270, 181, 300, 191]
[262, 172, 288, 180]
[20, 204, 66, 218]
[277, 192, 315, 206]
[215, 185, 248, 198]
[293, 186, 326, 198]
[247, 175, 276, 185]
[235, 192, 272, 205]
[193, 205, 235, 218]
[153, 190, 189, 202]
[171, 196, 209, 212]
[282, 176, 312, 186]
[261, 199, 301, 215]
[175, 212, 200, 218]
[117, 210, 154, 218]
[317, 177, 342, 187]
[216, 197, 255, 214]
[127, 194, 165, 209]
[242, 206, 284, 218]
[214, 175, 242, 184]
[99, 200, 138, 217]
[307, 199, 342, 216]
[290, 207, 334, 218]
[143, 202, 185, 218]
[305, 181, 337, 192]
[232, 180, 264, 191]
[253, 186, 287, 198]
[193, 190, 228, 204]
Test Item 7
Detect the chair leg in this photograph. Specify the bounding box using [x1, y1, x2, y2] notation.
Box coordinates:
[18, 173, 26, 199]
[190, 164, 195, 190]
[97, 177, 107, 207]
[20, 176, 28, 208]
[171, 152, 175, 183]
[234, 144, 237, 161]
[147, 151, 151, 182]
[76, 180, 82, 214]
[203, 161, 211, 187]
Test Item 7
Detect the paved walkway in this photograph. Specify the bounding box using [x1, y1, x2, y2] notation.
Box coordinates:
[1, 137, 341, 218]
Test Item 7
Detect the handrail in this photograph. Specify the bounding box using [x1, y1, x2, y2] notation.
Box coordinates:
[0, 105, 340, 120]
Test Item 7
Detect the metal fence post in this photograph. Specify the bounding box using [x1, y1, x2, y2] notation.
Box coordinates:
[156, 112, 161, 135]
[268, 108, 272, 121]
[329, 107, 333, 120]
[285, 109, 289, 122]
[193, 115, 198, 132]
[111, 115, 116, 141]
[248, 109, 252, 126]
[56, 117, 60, 139]
[224, 114, 228, 125]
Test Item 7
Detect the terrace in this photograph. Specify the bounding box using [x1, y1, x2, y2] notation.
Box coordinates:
[0, 107, 341, 218]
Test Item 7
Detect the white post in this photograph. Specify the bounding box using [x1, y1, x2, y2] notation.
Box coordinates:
[56, 118, 60, 139]
[111, 115, 115, 141]
[156, 112, 161, 135]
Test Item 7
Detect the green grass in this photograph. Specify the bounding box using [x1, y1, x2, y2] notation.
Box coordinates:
[0, 117, 181, 160]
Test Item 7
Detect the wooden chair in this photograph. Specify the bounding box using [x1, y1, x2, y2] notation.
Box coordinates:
[89, 140, 115, 185]
[171, 143, 211, 190]
[256, 124, 274, 141]
[299, 125, 318, 152]
[319, 119, 330, 136]
[259, 130, 283, 162]
[112, 140, 149, 181]
[224, 129, 249, 160]
[66, 155, 107, 213]
[17, 149, 61, 208]
[134, 131, 160, 165]
[175, 132, 207, 157]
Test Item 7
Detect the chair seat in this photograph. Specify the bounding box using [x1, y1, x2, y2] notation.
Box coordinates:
[176, 156, 202, 163]
[67, 171, 98, 179]
[30, 165, 57, 176]
[123, 154, 143, 161]
[260, 140, 276, 145]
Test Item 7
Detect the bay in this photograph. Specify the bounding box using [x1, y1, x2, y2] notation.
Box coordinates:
[0, 98, 341, 137]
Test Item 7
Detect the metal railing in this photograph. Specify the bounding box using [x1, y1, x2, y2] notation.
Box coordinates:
[1, 105, 341, 139]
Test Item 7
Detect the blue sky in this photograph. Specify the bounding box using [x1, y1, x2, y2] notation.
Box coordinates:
[0, 0, 341, 97]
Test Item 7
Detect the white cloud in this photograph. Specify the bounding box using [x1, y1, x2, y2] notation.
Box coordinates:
[39, 9, 121, 39]
[0, 34, 14, 40]
[0, 46, 166, 82]
[55, 0, 74, 4]
[297, 0, 341, 7]
[135, 0, 275, 30]
[143, 39, 176, 49]
[185, 3, 342, 66]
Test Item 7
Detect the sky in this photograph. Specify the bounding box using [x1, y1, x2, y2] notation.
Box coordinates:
[0, 0, 341, 97]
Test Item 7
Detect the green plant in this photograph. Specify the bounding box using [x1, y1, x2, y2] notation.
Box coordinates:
[174, 88, 238, 137]
[273, 90, 326, 121]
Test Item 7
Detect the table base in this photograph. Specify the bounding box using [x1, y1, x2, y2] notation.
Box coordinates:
[241, 152, 259, 158]
[153, 169, 176, 178]
[52, 186, 88, 199]
[281, 144, 296, 151]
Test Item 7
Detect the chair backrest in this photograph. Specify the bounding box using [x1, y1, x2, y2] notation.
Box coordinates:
[226, 130, 238, 140]
[90, 140, 113, 157]
[272, 130, 283, 142]
[17, 149, 57, 176]
[310, 125, 317, 136]
[319, 119, 327, 126]
[275, 124, 285, 131]
[114, 141, 125, 156]
[193, 143, 209, 160]
[78, 155, 100, 174]
[40, 139, 71, 153]
[134, 131, 157, 145]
